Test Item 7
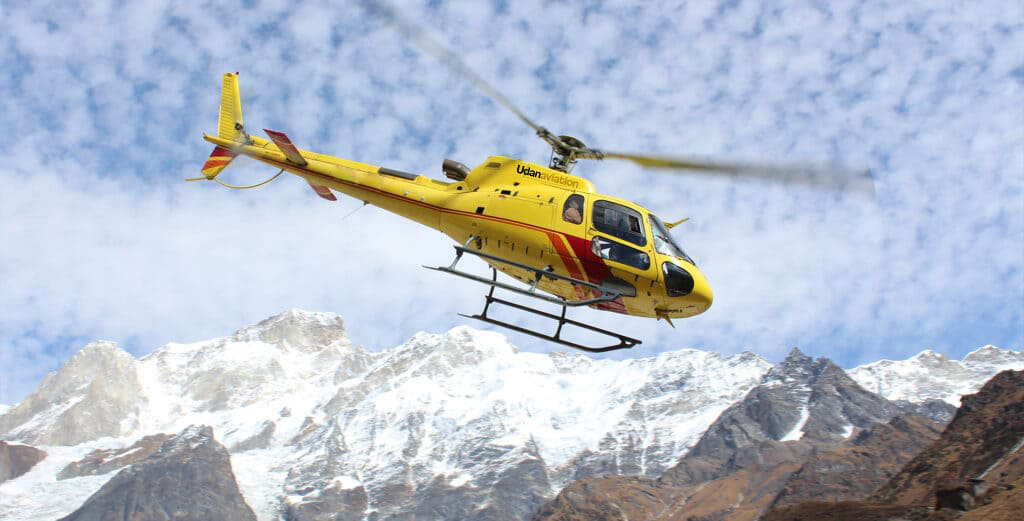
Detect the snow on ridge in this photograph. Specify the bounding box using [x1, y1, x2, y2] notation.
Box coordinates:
[780, 404, 810, 442]
[841, 424, 854, 439]
[847, 345, 1024, 405]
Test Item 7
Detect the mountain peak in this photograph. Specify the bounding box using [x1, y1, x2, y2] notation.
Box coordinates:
[0, 340, 142, 445]
[962, 344, 1022, 366]
[763, 347, 817, 384]
[232, 309, 351, 352]
[72, 340, 134, 363]
[785, 346, 809, 360]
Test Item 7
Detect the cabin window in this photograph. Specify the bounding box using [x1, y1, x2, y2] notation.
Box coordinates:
[591, 236, 650, 270]
[593, 200, 646, 246]
[562, 194, 584, 225]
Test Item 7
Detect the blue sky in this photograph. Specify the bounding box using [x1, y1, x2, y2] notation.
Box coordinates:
[1, 0, 1021, 403]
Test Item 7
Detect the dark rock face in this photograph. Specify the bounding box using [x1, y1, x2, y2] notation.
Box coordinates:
[661, 348, 902, 488]
[760, 501, 935, 521]
[284, 485, 369, 521]
[0, 440, 47, 483]
[530, 476, 674, 521]
[475, 457, 553, 521]
[873, 369, 1024, 505]
[58, 425, 256, 521]
[766, 370, 1024, 521]
[894, 398, 958, 425]
[229, 421, 276, 452]
[769, 414, 943, 509]
[533, 348, 935, 521]
[58, 433, 168, 480]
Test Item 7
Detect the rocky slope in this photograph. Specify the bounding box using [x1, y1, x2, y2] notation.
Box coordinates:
[57, 433, 169, 480]
[0, 441, 46, 484]
[763, 369, 1024, 520]
[768, 413, 943, 509]
[872, 369, 1024, 505]
[58, 425, 256, 521]
[533, 348, 947, 521]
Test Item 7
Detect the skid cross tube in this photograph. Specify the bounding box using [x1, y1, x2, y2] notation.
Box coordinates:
[426, 239, 641, 352]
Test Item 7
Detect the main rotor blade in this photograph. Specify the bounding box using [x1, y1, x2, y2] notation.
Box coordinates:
[360, 0, 547, 136]
[597, 150, 875, 195]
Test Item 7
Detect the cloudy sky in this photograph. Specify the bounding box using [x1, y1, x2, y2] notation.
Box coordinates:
[1, 0, 1021, 403]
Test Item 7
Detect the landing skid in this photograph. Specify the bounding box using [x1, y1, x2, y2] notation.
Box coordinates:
[425, 238, 641, 352]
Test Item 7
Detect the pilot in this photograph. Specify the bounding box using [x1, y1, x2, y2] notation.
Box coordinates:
[563, 197, 582, 224]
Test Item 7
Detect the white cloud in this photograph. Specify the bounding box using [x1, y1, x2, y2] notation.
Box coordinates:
[0, 0, 1021, 402]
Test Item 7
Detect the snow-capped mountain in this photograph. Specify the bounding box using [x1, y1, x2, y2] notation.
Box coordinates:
[1, 310, 1019, 521]
[0, 310, 771, 521]
[534, 348, 948, 521]
[660, 347, 903, 488]
[848, 346, 1024, 405]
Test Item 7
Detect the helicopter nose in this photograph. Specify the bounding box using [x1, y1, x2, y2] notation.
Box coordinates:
[689, 271, 713, 311]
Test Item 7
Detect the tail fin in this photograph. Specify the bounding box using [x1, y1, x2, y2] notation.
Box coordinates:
[191, 73, 245, 181]
[218, 72, 246, 141]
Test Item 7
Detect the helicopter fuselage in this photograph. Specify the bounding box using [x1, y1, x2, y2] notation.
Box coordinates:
[203, 131, 713, 320]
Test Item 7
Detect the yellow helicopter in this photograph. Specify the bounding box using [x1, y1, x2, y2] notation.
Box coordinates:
[193, 9, 870, 352]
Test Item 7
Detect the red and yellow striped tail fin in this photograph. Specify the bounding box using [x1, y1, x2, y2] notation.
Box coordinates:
[200, 146, 237, 180]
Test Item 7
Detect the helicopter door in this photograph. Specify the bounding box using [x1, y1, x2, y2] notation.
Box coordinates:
[586, 200, 653, 275]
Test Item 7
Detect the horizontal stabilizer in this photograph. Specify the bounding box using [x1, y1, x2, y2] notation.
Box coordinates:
[308, 181, 337, 201]
[264, 129, 307, 166]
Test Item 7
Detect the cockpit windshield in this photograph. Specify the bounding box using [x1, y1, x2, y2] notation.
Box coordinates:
[649, 214, 695, 265]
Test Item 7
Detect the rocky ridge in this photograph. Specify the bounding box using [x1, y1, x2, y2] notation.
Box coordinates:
[848, 346, 1024, 405]
[532, 348, 948, 521]
[0, 440, 47, 484]
[57, 433, 169, 480]
[58, 425, 256, 521]
[872, 369, 1024, 505]
[763, 369, 1024, 520]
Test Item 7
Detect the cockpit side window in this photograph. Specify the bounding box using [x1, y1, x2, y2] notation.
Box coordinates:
[649, 214, 695, 265]
[562, 194, 584, 225]
[592, 200, 646, 246]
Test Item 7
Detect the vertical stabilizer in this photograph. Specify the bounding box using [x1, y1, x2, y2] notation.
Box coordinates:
[218, 73, 245, 141]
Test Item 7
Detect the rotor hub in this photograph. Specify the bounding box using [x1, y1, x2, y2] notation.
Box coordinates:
[548, 135, 588, 172]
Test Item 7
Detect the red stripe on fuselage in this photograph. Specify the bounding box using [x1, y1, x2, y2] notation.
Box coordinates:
[252, 155, 627, 298]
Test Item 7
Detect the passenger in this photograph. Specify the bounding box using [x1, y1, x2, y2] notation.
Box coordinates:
[563, 197, 583, 224]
